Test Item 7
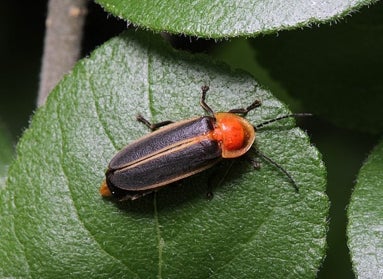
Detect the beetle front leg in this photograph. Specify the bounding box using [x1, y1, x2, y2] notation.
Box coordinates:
[136, 114, 174, 131]
[200, 85, 215, 116]
[228, 99, 262, 116]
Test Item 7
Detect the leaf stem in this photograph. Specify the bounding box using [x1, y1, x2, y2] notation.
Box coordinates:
[38, 0, 87, 107]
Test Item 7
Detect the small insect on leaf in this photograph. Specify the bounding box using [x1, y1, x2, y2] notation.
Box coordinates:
[100, 86, 311, 201]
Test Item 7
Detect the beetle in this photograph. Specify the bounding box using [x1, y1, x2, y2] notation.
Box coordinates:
[100, 85, 310, 200]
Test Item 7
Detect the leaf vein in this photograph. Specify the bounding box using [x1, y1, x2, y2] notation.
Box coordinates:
[88, 74, 119, 151]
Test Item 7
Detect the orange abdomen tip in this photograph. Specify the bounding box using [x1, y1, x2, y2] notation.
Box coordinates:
[100, 180, 112, 197]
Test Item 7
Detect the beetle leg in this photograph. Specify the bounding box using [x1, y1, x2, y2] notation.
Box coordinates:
[200, 85, 215, 116]
[228, 99, 262, 115]
[117, 189, 156, 201]
[206, 160, 235, 200]
[206, 190, 214, 200]
[136, 114, 174, 131]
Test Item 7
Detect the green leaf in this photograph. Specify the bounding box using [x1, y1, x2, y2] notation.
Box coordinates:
[347, 139, 383, 278]
[251, 2, 383, 134]
[1, 31, 328, 278]
[95, 0, 376, 38]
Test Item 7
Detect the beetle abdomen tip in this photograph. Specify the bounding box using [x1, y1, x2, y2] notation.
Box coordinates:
[100, 180, 112, 197]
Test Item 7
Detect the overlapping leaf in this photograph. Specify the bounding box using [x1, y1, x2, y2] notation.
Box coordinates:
[348, 139, 383, 278]
[96, 0, 376, 37]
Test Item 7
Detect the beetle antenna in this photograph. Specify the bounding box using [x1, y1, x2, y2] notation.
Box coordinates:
[200, 85, 215, 116]
[254, 113, 312, 130]
[252, 148, 299, 192]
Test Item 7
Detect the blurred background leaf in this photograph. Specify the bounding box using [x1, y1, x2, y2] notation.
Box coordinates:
[348, 139, 383, 278]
